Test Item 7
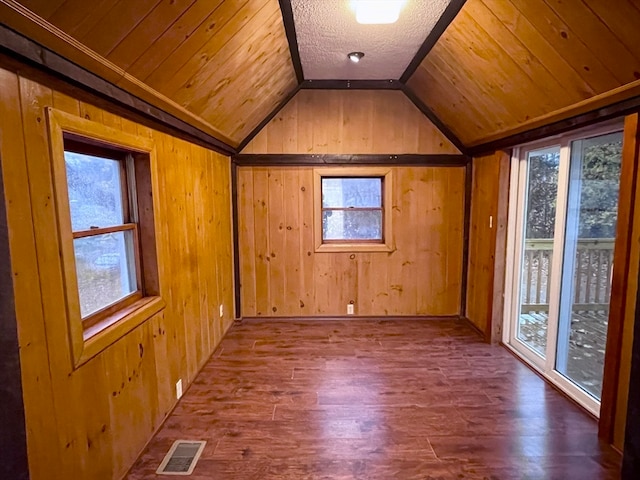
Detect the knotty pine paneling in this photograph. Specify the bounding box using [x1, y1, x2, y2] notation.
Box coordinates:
[407, 0, 640, 147]
[238, 166, 466, 317]
[0, 66, 234, 480]
[241, 90, 461, 154]
[466, 152, 510, 339]
[9, 0, 298, 145]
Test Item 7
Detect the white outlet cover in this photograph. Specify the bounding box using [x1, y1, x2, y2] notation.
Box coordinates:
[347, 304, 354, 315]
[176, 379, 183, 399]
[219, 304, 224, 317]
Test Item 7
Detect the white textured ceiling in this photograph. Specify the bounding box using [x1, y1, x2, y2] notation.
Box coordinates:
[291, 0, 452, 80]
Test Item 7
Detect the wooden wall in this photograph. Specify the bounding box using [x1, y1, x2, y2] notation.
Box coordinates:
[0, 65, 234, 480]
[407, 0, 640, 147]
[238, 165, 466, 317]
[241, 89, 461, 154]
[466, 152, 510, 339]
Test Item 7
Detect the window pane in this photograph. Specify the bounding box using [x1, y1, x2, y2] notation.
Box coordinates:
[517, 146, 561, 357]
[323, 210, 382, 240]
[65, 151, 125, 231]
[74, 230, 137, 317]
[555, 131, 622, 399]
[322, 178, 382, 208]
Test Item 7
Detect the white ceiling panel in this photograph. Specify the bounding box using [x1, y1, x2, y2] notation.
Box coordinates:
[291, 0, 452, 80]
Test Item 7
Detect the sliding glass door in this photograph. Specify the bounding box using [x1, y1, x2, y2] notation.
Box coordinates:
[505, 125, 623, 415]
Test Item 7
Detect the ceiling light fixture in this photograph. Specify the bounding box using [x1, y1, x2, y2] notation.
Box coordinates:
[351, 0, 407, 25]
[348, 51, 365, 63]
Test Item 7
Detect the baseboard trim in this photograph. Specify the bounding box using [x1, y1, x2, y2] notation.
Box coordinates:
[237, 315, 463, 322]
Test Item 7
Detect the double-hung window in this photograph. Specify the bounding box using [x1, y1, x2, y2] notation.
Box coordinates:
[47, 108, 163, 367]
[314, 167, 393, 252]
[64, 140, 142, 329]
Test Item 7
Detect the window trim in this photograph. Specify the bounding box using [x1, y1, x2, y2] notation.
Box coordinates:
[313, 167, 394, 253]
[46, 107, 164, 368]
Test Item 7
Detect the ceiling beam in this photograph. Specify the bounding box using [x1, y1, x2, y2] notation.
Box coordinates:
[233, 153, 470, 167]
[301, 79, 402, 90]
[278, 0, 304, 84]
[0, 23, 237, 156]
[399, 0, 467, 84]
[401, 84, 469, 156]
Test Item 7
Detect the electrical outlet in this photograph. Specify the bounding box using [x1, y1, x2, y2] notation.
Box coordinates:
[176, 379, 183, 400]
[347, 304, 354, 315]
[219, 304, 224, 317]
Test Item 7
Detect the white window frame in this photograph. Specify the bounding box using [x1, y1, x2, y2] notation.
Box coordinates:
[503, 121, 623, 417]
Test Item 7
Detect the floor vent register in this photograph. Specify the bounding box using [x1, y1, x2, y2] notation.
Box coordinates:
[156, 440, 206, 475]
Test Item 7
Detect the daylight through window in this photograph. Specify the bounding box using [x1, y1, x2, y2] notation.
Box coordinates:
[64, 139, 142, 327]
[321, 177, 384, 242]
[313, 167, 393, 253]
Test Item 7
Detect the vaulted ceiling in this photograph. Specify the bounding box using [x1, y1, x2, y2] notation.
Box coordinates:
[2, 0, 640, 153]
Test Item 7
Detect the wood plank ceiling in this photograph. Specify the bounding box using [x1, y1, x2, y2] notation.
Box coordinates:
[406, 0, 640, 147]
[3, 0, 640, 152]
[11, 0, 298, 148]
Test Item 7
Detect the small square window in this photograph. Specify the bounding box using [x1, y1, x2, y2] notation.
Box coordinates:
[314, 168, 393, 253]
[321, 177, 384, 242]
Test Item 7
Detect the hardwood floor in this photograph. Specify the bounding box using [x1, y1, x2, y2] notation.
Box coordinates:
[126, 318, 621, 479]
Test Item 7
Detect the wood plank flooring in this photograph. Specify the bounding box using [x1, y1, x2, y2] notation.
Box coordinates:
[126, 318, 621, 479]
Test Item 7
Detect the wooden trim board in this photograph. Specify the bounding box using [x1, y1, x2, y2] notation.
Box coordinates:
[460, 161, 472, 318]
[0, 152, 29, 480]
[622, 267, 640, 477]
[600, 113, 640, 442]
[301, 79, 402, 90]
[240, 315, 464, 322]
[233, 154, 470, 167]
[278, 0, 304, 83]
[231, 163, 241, 319]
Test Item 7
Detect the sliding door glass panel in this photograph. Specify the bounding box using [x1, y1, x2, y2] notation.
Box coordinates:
[556, 131, 622, 399]
[517, 147, 561, 357]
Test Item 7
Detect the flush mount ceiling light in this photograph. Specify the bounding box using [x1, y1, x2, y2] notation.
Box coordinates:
[348, 51, 365, 63]
[350, 0, 407, 25]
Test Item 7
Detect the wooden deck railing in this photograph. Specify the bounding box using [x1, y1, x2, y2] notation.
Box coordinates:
[521, 238, 615, 312]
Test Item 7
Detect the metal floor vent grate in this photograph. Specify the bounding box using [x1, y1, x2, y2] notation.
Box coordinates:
[156, 440, 206, 476]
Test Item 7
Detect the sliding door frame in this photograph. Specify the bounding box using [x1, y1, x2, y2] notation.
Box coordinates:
[503, 121, 624, 418]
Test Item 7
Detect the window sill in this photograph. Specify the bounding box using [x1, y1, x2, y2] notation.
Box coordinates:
[315, 242, 395, 253]
[75, 296, 165, 367]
